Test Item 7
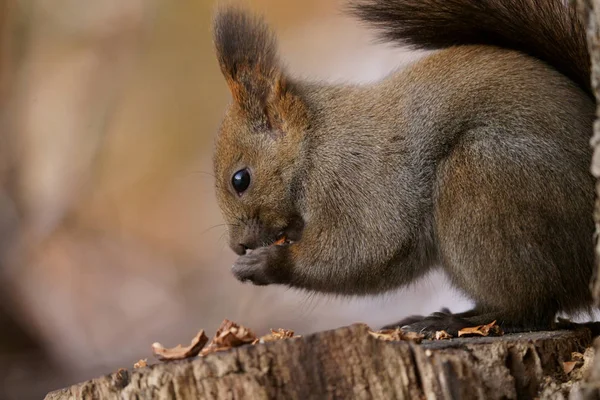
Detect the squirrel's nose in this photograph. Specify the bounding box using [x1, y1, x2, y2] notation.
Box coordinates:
[232, 243, 249, 256]
[231, 231, 263, 255]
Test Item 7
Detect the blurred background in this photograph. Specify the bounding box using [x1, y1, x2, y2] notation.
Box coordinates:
[0, 0, 475, 398]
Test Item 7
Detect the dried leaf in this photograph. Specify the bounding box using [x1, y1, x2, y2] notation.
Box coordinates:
[133, 359, 147, 369]
[252, 328, 301, 344]
[561, 351, 586, 375]
[200, 319, 257, 356]
[458, 320, 503, 337]
[152, 329, 208, 361]
[563, 361, 578, 375]
[368, 328, 424, 344]
[435, 330, 452, 340]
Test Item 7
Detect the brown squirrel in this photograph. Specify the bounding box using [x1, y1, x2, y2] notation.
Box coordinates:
[211, 0, 596, 337]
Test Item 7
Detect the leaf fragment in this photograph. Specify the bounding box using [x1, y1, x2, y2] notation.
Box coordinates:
[458, 320, 503, 337]
[152, 329, 209, 361]
[200, 319, 258, 356]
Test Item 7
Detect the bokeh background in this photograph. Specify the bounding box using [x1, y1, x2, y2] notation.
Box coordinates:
[0, 0, 476, 398]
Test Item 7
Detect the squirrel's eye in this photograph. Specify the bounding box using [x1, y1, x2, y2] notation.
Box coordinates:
[232, 168, 251, 194]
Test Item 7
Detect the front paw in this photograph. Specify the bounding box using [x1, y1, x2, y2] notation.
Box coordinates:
[232, 246, 283, 286]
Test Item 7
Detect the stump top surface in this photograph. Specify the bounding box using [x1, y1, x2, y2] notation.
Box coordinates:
[45, 324, 593, 400]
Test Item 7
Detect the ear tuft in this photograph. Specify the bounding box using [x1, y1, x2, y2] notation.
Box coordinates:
[212, 7, 307, 137]
[212, 7, 280, 101]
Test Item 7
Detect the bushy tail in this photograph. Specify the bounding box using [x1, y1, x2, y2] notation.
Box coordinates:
[348, 0, 591, 97]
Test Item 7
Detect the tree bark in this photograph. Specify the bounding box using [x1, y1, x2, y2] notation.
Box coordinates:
[44, 324, 594, 400]
[564, 1, 600, 399]
[584, 0, 600, 307]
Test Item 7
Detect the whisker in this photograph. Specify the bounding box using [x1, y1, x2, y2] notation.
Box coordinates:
[298, 290, 321, 316]
[200, 223, 238, 236]
[218, 232, 230, 251]
[218, 231, 228, 243]
[234, 216, 248, 227]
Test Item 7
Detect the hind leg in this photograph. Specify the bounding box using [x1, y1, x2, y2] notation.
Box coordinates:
[382, 307, 480, 331]
[392, 134, 593, 338]
[389, 308, 554, 338]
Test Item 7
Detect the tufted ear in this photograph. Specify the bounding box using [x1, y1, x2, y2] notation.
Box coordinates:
[212, 7, 307, 136]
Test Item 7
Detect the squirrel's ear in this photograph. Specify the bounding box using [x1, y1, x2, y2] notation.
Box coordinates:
[212, 7, 307, 136]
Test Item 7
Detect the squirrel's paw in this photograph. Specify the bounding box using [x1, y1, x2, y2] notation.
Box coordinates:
[232, 245, 290, 286]
[232, 247, 274, 285]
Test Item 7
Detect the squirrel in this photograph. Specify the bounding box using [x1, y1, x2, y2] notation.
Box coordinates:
[210, 0, 596, 337]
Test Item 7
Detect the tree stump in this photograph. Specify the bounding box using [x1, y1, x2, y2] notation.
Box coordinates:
[44, 324, 595, 400]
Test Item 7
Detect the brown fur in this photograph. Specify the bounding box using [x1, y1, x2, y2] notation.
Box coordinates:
[211, 1, 595, 336]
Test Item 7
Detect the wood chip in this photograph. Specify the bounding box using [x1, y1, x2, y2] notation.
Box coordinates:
[458, 320, 503, 337]
[200, 319, 257, 356]
[368, 328, 424, 344]
[435, 330, 452, 340]
[252, 328, 301, 344]
[152, 329, 209, 361]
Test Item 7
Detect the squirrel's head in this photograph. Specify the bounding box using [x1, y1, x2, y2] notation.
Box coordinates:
[212, 8, 307, 256]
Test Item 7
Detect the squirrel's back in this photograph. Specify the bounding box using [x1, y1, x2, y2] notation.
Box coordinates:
[349, 0, 591, 97]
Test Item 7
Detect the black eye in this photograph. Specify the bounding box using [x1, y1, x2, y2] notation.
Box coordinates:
[232, 168, 251, 194]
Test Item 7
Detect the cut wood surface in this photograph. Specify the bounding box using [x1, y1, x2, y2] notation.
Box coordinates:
[45, 324, 595, 400]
